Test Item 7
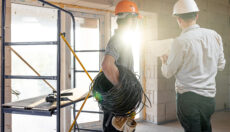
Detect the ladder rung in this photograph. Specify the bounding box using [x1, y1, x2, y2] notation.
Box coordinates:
[75, 110, 103, 114]
[74, 50, 105, 53]
[5, 41, 58, 46]
[5, 75, 57, 80]
[76, 128, 102, 132]
[75, 70, 100, 73]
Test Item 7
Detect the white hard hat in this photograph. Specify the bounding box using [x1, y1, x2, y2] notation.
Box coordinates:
[173, 0, 199, 15]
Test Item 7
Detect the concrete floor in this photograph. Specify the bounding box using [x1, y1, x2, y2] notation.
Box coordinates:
[136, 111, 230, 132]
[78, 111, 230, 132]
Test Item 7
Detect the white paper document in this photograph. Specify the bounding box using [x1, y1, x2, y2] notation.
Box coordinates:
[146, 39, 174, 57]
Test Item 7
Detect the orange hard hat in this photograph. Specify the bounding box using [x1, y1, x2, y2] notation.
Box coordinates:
[115, 0, 139, 15]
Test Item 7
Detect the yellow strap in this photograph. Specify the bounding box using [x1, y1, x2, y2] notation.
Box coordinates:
[60, 33, 101, 132]
[1, 37, 55, 93]
[60, 34, 93, 82]
[9, 47, 56, 91]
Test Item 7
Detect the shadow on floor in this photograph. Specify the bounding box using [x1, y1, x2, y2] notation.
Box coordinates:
[136, 111, 230, 132]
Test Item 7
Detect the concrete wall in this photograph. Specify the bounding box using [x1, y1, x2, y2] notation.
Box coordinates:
[144, 50, 177, 124]
[0, 0, 12, 131]
[139, 0, 230, 124]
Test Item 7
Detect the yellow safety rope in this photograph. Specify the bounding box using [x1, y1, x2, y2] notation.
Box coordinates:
[60, 33, 101, 132]
[0, 36, 55, 93]
[9, 47, 56, 91]
[60, 34, 93, 81]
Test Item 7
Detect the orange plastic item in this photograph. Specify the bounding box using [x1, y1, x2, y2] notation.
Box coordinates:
[115, 0, 139, 15]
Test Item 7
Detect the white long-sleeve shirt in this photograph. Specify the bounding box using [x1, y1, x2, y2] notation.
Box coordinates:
[161, 24, 226, 98]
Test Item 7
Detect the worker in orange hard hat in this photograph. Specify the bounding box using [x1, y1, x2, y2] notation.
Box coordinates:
[115, 0, 141, 18]
[101, 0, 140, 131]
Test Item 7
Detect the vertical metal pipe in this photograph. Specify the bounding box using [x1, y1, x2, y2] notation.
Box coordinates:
[57, 10, 61, 132]
[37, 1, 77, 130]
[72, 14, 76, 132]
[1, 0, 6, 131]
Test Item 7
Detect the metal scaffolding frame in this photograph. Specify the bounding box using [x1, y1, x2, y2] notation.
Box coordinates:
[1, 0, 105, 131]
[0, 0, 75, 132]
[72, 12, 105, 132]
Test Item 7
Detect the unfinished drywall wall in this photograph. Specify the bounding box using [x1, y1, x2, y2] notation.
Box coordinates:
[139, 13, 159, 122]
[143, 39, 176, 124]
[139, 0, 230, 124]
[143, 39, 174, 122]
[199, 0, 230, 111]
[0, 0, 12, 131]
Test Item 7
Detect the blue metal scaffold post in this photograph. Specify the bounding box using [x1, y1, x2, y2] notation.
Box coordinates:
[0, 0, 102, 131]
[56, 9, 61, 132]
[1, 0, 6, 131]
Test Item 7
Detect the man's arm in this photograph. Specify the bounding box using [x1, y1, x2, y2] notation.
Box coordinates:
[217, 35, 226, 71]
[102, 55, 119, 86]
[161, 39, 185, 78]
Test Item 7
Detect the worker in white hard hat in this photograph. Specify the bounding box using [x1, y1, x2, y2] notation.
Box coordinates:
[101, 0, 140, 131]
[161, 0, 226, 132]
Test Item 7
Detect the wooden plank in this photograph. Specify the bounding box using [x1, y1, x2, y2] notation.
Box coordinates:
[26, 98, 46, 109]
[3, 96, 46, 108]
[3, 88, 90, 112]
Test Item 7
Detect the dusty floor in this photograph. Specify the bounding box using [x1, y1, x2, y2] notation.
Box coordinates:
[136, 111, 230, 132]
[78, 111, 230, 132]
